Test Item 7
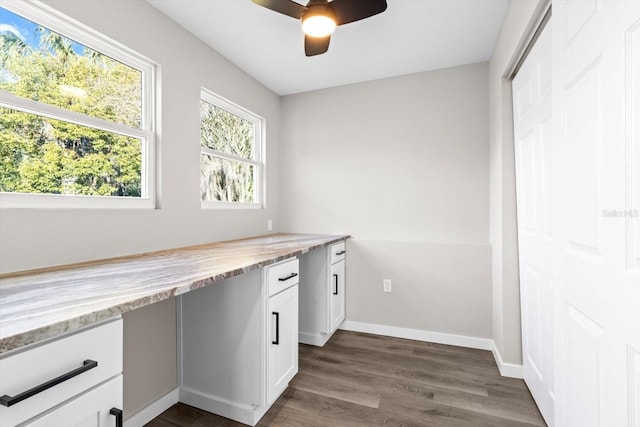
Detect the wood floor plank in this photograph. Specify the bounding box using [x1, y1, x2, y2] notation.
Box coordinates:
[378, 394, 544, 427]
[255, 391, 337, 427]
[289, 372, 381, 408]
[279, 387, 431, 427]
[147, 330, 546, 426]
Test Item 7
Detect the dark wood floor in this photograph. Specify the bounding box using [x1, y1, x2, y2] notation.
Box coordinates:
[147, 330, 546, 426]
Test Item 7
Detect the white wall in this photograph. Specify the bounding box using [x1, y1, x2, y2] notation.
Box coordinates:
[280, 63, 492, 340]
[489, 0, 547, 366]
[0, 0, 281, 418]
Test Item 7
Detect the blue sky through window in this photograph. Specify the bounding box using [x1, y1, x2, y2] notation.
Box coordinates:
[1, 7, 85, 54]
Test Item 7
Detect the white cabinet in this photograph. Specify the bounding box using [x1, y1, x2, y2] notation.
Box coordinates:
[299, 241, 347, 346]
[179, 258, 299, 426]
[0, 319, 123, 427]
[330, 259, 346, 333]
[267, 284, 298, 405]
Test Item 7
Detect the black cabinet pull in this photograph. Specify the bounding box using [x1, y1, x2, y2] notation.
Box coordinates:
[272, 312, 280, 345]
[333, 274, 339, 295]
[336, 250, 346, 255]
[278, 272, 298, 282]
[0, 359, 98, 407]
[110, 407, 123, 427]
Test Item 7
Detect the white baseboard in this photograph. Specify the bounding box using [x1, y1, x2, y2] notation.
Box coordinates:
[298, 331, 331, 347]
[179, 387, 266, 426]
[340, 320, 524, 379]
[340, 320, 493, 351]
[124, 388, 179, 427]
[491, 341, 524, 379]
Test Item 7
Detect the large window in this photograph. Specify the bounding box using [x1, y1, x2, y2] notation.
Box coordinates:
[0, 0, 155, 208]
[200, 90, 263, 208]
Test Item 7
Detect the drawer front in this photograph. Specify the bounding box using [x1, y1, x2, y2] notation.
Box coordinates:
[0, 318, 123, 427]
[25, 375, 122, 427]
[267, 258, 299, 297]
[330, 241, 346, 264]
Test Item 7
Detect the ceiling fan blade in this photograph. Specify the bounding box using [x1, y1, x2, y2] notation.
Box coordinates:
[329, 0, 387, 25]
[305, 34, 331, 56]
[251, 0, 306, 19]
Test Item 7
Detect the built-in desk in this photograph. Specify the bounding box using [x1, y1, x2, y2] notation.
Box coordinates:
[0, 233, 348, 426]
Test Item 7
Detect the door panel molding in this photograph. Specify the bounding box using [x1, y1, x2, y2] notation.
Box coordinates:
[563, 0, 598, 50]
[565, 304, 603, 427]
[630, 348, 640, 426]
[564, 58, 602, 253]
[627, 20, 640, 273]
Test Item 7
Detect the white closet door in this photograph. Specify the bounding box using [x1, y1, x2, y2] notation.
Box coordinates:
[512, 21, 554, 427]
[553, 1, 640, 426]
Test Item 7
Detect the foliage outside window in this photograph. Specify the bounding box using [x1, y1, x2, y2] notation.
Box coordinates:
[0, 0, 155, 208]
[200, 90, 263, 207]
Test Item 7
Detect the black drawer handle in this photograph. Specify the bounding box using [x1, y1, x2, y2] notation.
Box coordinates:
[336, 250, 346, 255]
[0, 359, 98, 407]
[278, 272, 298, 282]
[272, 312, 280, 345]
[110, 407, 123, 427]
[333, 274, 339, 295]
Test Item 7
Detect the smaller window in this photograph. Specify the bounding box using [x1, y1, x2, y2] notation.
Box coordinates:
[200, 90, 263, 208]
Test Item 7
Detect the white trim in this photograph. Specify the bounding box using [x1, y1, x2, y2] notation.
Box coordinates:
[340, 320, 493, 351]
[123, 388, 179, 427]
[298, 331, 331, 347]
[179, 387, 267, 426]
[201, 201, 263, 210]
[200, 89, 262, 125]
[0, 92, 152, 141]
[201, 147, 261, 167]
[0, 192, 154, 209]
[491, 341, 524, 379]
[340, 320, 524, 379]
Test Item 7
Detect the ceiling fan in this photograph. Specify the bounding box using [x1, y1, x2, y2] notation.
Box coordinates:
[251, 0, 388, 56]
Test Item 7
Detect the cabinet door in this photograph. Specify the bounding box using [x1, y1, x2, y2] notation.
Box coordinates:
[330, 260, 346, 333]
[26, 375, 122, 427]
[267, 285, 298, 405]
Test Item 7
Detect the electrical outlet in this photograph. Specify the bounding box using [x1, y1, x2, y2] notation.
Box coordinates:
[267, 219, 273, 231]
[383, 279, 392, 293]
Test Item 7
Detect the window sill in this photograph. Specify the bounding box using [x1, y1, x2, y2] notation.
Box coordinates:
[0, 193, 155, 210]
[201, 202, 263, 210]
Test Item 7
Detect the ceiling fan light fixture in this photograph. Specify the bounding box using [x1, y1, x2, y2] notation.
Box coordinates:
[301, 10, 336, 38]
[251, 0, 388, 55]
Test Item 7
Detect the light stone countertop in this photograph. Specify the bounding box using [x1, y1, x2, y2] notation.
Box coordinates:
[0, 233, 348, 354]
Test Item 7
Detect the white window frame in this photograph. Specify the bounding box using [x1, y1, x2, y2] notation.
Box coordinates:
[200, 89, 264, 209]
[0, 0, 157, 209]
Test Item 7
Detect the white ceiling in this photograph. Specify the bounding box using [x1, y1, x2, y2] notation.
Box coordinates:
[146, 0, 509, 96]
